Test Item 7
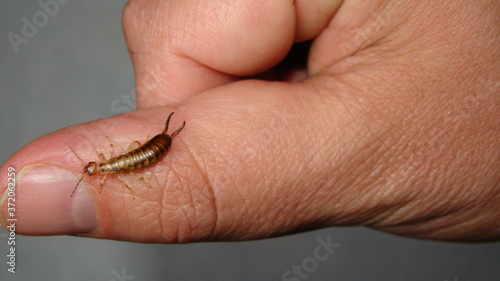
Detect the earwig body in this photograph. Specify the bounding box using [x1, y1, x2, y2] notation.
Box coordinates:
[97, 134, 173, 174]
[71, 112, 185, 197]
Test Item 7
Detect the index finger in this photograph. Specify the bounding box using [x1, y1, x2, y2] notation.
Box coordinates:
[123, 0, 295, 107]
[123, 0, 342, 108]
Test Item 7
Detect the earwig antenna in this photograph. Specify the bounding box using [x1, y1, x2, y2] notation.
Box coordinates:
[69, 146, 85, 165]
[71, 176, 84, 198]
[69, 146, 86, 198]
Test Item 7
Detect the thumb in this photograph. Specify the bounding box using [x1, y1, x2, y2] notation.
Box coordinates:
[0, 85, 340, 242]
[0, 109, 193, 239]
[0, 77, 400, 242]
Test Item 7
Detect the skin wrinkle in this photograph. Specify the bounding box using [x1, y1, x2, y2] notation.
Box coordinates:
[159, 163, 182, 240]
[191, 183, 215, 240]
[286, 142, 340, 223]
[175, 206, 190, 243]
[299, 148, 341, 216]
[164, 180, 190, 243]
[168, 166, 196, 234]
[311, 1, 405, 74]
[172, 217, 183, 243]
[104, 196, 129, 240]
[333, 3, 430, 77]
[182, 145, 219, 240]
[259, 113, 318, 223]
[322, 121, 399, 224]
[177, 178, 202, 242]
[122, 196, 134, 240]
[380, 199, 499, 241]
[258, 187, 302, 237]
[383, 147, 423, 200]
[388, 214, 461, 238]
[225, 173, 258, 237]
[262, 171, 303, 233]
[179, 120, 237, 240]
[376, 136, 474, 230]
[221, 107, 306, 236]
[170, 4, 198, 50]
[123, 2, 165, 50]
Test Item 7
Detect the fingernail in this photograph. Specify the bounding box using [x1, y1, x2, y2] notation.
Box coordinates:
[1, 165, 97, 235]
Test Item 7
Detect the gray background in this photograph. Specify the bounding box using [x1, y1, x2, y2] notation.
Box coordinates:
[1, 1, 499, 281]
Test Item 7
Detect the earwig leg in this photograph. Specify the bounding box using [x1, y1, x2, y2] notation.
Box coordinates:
[90, 144, 106, 162]
[98, 153, 106, 162]
[106, 136, 114, 157]
[98, 174, 108, 193]
[126, 140, 142, 152]
[117, 176, 136, 199]
[130, 172, 150, 189]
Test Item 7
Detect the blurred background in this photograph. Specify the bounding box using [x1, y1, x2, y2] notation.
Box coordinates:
[1, 1, 499, 280]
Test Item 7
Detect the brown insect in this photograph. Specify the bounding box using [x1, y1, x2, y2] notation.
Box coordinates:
[71, 112, 186, 198]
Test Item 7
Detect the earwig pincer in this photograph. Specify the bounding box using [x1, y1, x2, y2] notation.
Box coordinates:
[70, 112, 186, 198]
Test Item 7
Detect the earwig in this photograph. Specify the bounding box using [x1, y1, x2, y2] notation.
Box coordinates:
[70, 112, 186, 198]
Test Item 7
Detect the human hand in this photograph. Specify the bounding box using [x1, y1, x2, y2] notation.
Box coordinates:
[1, 0, 498, 242]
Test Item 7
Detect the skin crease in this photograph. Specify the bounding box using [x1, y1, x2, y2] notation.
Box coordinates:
[0, 0, 499, 242]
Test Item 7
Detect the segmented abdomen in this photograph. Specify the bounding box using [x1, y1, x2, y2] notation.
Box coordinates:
[100, 134, 172, 173]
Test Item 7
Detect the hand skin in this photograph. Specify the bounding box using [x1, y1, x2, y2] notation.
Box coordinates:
[1, 0, 499, 243]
